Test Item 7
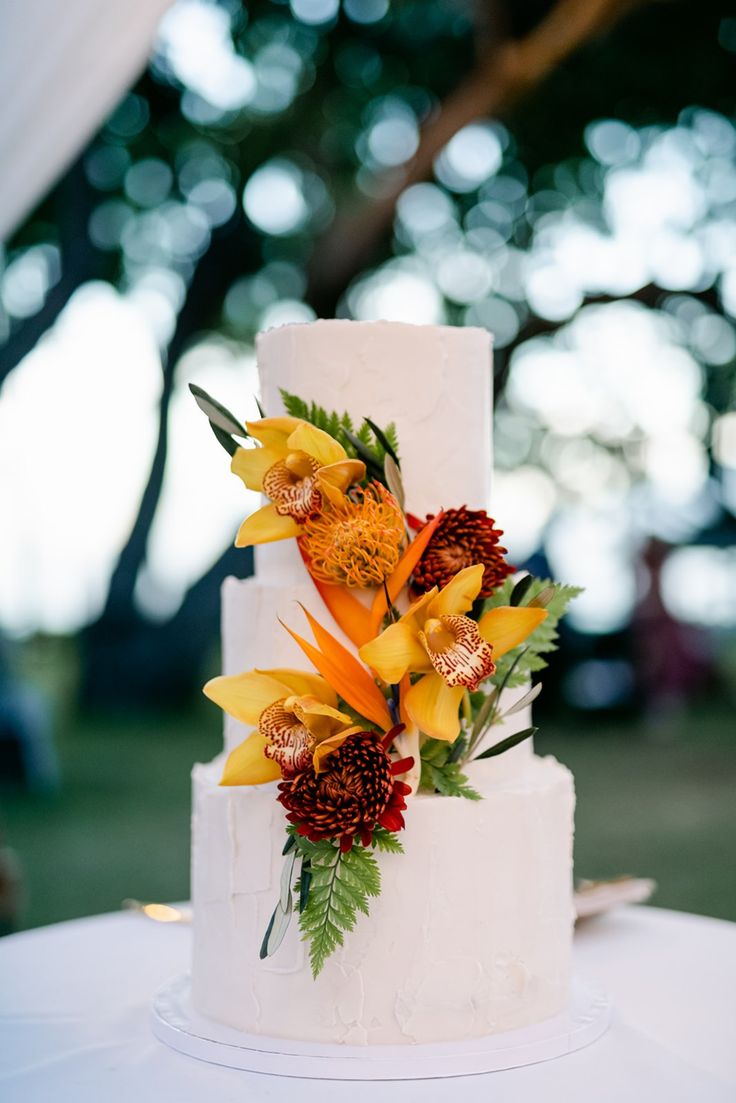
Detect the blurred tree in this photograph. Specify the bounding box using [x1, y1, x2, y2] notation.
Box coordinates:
[1, 0, 734, 707]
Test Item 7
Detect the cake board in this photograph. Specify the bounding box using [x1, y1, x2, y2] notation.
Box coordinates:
[151, 974, 611, 1080]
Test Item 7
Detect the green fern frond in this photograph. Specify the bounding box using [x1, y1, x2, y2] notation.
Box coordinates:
[295, 838, 382, 977]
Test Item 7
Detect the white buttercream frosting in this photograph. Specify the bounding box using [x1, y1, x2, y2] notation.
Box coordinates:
[192, 754, 575, 1044]
[191, 320, 576, 1045]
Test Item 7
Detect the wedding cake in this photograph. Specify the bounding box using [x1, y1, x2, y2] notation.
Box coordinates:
[190, 320, 576, 1046]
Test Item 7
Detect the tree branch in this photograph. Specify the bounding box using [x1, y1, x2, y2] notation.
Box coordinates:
[306, 0, 645, 316]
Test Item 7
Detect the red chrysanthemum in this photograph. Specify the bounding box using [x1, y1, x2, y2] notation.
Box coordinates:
[411, 506, 514, 599]
[277, 727, 413, 852]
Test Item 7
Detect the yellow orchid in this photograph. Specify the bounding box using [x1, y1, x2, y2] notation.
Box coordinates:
[231, 417, 365, 547]
[203, 668, 361, 785]
[359, 564, 547, 743]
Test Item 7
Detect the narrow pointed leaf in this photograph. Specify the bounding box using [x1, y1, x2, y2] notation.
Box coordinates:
[470, 685, 500, 742]
[280, 850, 296, 912]
[342, 429, 384, 477]
[364, 417, 400, 465]
[299, 861, 312, 913]
[473, 726, 537, 761]
[190, 383, 248, 437]
[263, 900, 293, 957]
[500, 682, 542, 718]
[383, 454, 405, 510]
[510, 574, 534, 607]
[255, 395, 266, 418]
[209, 420, 239, 457]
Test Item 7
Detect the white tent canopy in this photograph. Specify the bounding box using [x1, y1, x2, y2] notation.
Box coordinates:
[0, 0, 174, 242]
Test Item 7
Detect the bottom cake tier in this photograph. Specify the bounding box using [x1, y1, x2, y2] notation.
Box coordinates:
[191, 753, 575, 1046]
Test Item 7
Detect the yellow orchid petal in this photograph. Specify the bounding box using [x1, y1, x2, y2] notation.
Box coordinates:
[311, 727, 362, 773]
[317, 459, 366, 492]
[359, 621, 432, 684]
[255, 669, 338, 708]
[429, 564, 485, 618]
[230, 446, 281, 492]
[401, 587, 438, 631]
[477, 605, 548, 657]
[404, 672, 465, 743]
[220, 731, 282, 786]
[203, 671, 290, 726]
[235, 502, 302, 547]
[297, 699, 357, 742]
[245, 416, 303, 451]
[287, 421, 346, 466]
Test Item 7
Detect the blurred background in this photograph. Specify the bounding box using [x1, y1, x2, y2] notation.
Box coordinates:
[0, 0, 734, 935]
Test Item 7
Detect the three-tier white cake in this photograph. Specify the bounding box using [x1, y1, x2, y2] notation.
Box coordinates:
[191, 320, 575, 1045]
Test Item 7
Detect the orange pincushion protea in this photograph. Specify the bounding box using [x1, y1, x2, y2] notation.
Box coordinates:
[277, 729, 413, 852]
[411, 506, 514, 599]
[299, 483, 406, 589]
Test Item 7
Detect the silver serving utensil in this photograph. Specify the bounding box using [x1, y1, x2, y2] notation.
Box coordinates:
[574, 876, 656, 921]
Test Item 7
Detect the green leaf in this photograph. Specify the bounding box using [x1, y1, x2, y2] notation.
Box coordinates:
[484, 579, 583, 687]
[473, 726, 537, 761]
[383, 454, 405, 509]
[209, 420, 239, 457]
[510, 574, 534, 606]
[364, 418, 400, 466]
[189, 383, 248, 438]
[419, 740, 481, 800]
[371, 826, 404, 853]
[296, 839, 382, 977]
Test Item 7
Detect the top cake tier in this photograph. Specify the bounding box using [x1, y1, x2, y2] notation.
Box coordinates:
[257, 320, 493, 520]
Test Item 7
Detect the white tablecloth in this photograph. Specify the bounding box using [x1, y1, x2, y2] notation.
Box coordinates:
[1, 906, 734, 1101]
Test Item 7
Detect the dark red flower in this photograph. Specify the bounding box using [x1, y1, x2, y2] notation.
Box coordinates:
[411, 506, 514, 599]
[277, 727, 413, 852]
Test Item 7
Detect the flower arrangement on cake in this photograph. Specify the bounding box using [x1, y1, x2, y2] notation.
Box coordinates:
[192, 383, 580, 977]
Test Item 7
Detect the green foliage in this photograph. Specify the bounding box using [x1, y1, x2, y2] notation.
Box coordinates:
[280, 389, 400, 482]
[473, 726, 537, 762]
[420, 737, 481, 800]
[291, 835, 382, 977]
[485, 578, 583, 687]
[371, 826, 404, 853]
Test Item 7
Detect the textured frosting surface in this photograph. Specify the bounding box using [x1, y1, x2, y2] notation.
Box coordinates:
[191, 754, 575, 1044]
[192, 320, 575, 1045]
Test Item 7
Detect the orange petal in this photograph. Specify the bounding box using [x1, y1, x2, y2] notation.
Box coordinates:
[280, 616, 392, 731]
[370, 512, 444, 631]
[298, 542, 375, 647]
[477, 605, 548, 657]
[300, 606, 394, 729]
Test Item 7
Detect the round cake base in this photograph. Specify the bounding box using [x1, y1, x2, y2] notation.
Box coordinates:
[151, 975, 611, 1080]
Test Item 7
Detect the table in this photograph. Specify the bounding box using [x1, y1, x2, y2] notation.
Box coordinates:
[1, 906, 734, 1101]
